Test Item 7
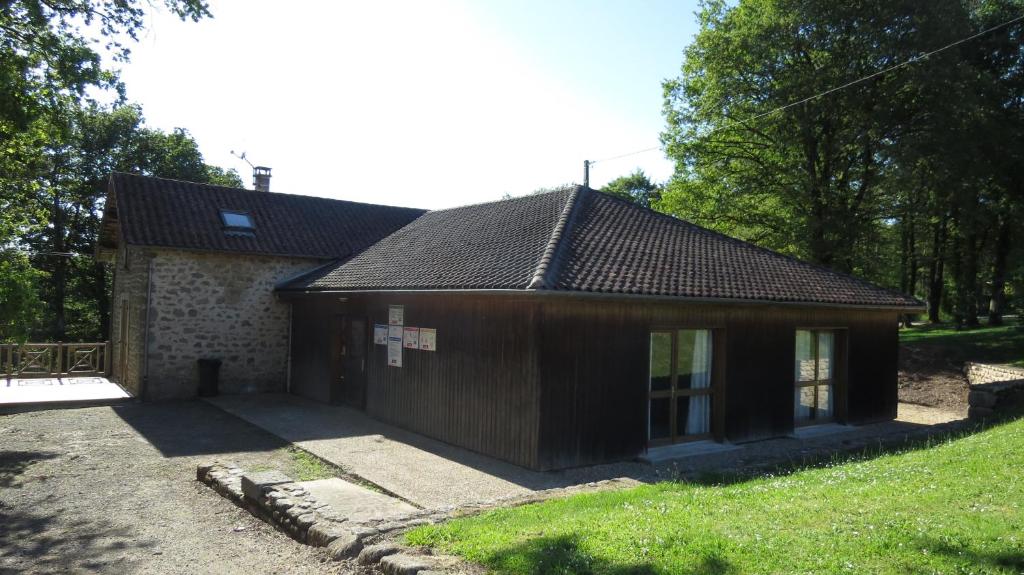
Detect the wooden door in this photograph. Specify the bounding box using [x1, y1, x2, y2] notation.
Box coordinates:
[331, 316, 368, 409]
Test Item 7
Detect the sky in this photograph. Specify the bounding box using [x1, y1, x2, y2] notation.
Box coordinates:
[115, 1, 701, 209]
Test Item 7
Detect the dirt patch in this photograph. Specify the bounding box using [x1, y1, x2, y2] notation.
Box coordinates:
[899, 344, 969, 415]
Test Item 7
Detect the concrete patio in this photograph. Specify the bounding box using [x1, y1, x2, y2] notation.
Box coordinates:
[0, 376, 131, 410]
[205, 393, 648, 508]
[205, 394, 967, 510]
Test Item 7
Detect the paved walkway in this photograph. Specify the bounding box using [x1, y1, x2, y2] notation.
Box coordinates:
[206, 394, 646, 508]
[206, 394, 968, 510]
[0, 376, 131, 408]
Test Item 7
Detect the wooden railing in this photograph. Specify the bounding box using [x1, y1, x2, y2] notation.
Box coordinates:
[1, 342, 110, 378]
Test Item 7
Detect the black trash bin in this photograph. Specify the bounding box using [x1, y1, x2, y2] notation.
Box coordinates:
[197, 358, 222, 397]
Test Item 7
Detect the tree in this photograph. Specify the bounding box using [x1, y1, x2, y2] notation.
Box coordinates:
[659, 0, 1024, 325]
[661, 0, 972, 272]
[602, 170, 661, 209]
[0, 250, 43, 342]
[0, 1, 229, 341]
[23, 104, 241, 341]
[0, 0, 210, 130]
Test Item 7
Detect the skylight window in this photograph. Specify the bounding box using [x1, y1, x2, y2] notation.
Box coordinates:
[220, 210, 254, 230]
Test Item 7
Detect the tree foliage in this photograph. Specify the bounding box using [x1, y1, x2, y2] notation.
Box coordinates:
[601, 169, 661, 208]
[0, 1, 241, 342]
[661, 0, 1024, 325]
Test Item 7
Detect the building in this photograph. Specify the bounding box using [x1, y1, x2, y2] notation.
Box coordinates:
[99, 174, 922, 469]
[95, 173, 424, 399]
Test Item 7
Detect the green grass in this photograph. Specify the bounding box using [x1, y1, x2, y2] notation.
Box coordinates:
[284, 446, 340, 481]
[406, 418, 1024, 574]
[900, 322, 1024, 367]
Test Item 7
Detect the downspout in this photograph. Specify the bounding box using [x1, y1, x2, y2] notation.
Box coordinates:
[141, 257, 154, 401]
[286, 301, 293, 394]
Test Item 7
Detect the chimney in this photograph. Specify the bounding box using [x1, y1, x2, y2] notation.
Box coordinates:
[253, 166, 272, 192]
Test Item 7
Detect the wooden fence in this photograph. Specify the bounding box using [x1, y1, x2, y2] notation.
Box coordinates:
[1, 342, 111, 378]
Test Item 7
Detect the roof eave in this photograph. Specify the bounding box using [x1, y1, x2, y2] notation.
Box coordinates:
[274, 286, 925, 312]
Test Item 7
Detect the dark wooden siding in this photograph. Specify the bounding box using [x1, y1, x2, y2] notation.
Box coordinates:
[289, 293, 543, 469]
[289, 292, 900, 471]
[535, 298, 899, 469]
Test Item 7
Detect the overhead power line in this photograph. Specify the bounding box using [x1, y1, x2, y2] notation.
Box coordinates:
[583, 12, 1024, 181]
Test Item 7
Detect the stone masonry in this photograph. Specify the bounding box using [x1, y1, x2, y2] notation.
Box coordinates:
[965, 362, 1024, 420]
[110, 245, 321, 400]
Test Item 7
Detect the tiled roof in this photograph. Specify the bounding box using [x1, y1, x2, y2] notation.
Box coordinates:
[284, 186, 922, 308]
[288, 189, 576, 289]
[99, 173, 426, 260]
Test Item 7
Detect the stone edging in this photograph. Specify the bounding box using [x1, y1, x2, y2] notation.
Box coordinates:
[198, 461, 637, 574]
[965, 362, 1024, 420]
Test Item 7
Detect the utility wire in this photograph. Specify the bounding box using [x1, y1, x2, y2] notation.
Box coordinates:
[588, 12, 1024, 166]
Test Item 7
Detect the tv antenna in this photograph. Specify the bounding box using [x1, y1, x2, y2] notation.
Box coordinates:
[231, 150, 255, 169]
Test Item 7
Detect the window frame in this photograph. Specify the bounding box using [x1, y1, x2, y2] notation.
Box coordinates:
[647, 327, 723, 447]
[794, 328, 842, 426]
[219, 209, 255, 230]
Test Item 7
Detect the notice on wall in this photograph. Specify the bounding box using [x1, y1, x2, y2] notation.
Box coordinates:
[403, 327, 420, 349]
[387, 324, 403, 367]
[418, 328, 436, 351]
[388, 305, 404, 326]
[373, 324, 388, 345]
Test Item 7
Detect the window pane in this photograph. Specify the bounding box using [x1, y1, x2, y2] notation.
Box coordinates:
[817, 384, 833, 418]
[649, 332, 672, 392]
[677, 329, 712, 390]
[222, 211, 253, 228]
[678, 394, 710, 436]
[817, 331, 834, 380]
[795, 330, 815, 382]
[795, 386, 815, 421]
[649, 398, 671, 440]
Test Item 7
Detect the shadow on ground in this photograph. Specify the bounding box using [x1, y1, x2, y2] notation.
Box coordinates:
[112, 400, 292, 458]
[0, 450, 59, 489]
[0, 454, 156, 573]
[906, 535, 1024, 574]
[479, 533, 737, 575]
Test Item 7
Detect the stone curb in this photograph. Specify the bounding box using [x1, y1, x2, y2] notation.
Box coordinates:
[198, 461, 638, 573]
[199, 461, 498, 574]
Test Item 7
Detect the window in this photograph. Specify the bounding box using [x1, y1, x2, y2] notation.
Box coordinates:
[649, 329, 714, 445]
[795, 330, 834, 424]
[220, 210, 254, 229]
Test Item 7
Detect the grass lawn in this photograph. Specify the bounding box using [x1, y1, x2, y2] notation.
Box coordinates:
[407, 417, 1024, 574]
[899, 322, 1024, 367]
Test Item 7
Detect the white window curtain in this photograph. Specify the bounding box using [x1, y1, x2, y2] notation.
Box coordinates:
[685, 329, 712, 435]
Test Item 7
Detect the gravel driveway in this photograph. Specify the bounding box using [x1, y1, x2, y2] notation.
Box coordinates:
[0, 402, 353, 574]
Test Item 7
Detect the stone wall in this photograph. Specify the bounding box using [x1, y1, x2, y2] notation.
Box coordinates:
[109, 244, 152, 396]
[966, 362, 1024, 420]
[110, 245, 322, 400]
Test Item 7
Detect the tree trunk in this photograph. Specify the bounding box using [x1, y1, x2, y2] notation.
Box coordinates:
[51, 188, 66, 341]
[927, 216, 947, 323]
[988, 215, 1011, 326]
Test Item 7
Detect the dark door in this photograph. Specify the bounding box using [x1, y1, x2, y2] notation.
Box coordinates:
[331, 316, 368, 409]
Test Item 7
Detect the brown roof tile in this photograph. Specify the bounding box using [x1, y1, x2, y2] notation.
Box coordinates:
[101, 173, 425, 260]
[285, 186, 922, 309]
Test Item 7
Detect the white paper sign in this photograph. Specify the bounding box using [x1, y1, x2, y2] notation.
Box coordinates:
[373, 324, 388, 345]
[387, 324, 403, 367]
[419, 328, 436, 351]
[388, 305, 404, 326]
[403, 327, 420, 349]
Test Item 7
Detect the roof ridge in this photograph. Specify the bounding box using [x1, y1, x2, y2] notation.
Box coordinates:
[421, 185, 576, 216]
[109, 172, 426, 212]
[527, 186, 586, 290]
